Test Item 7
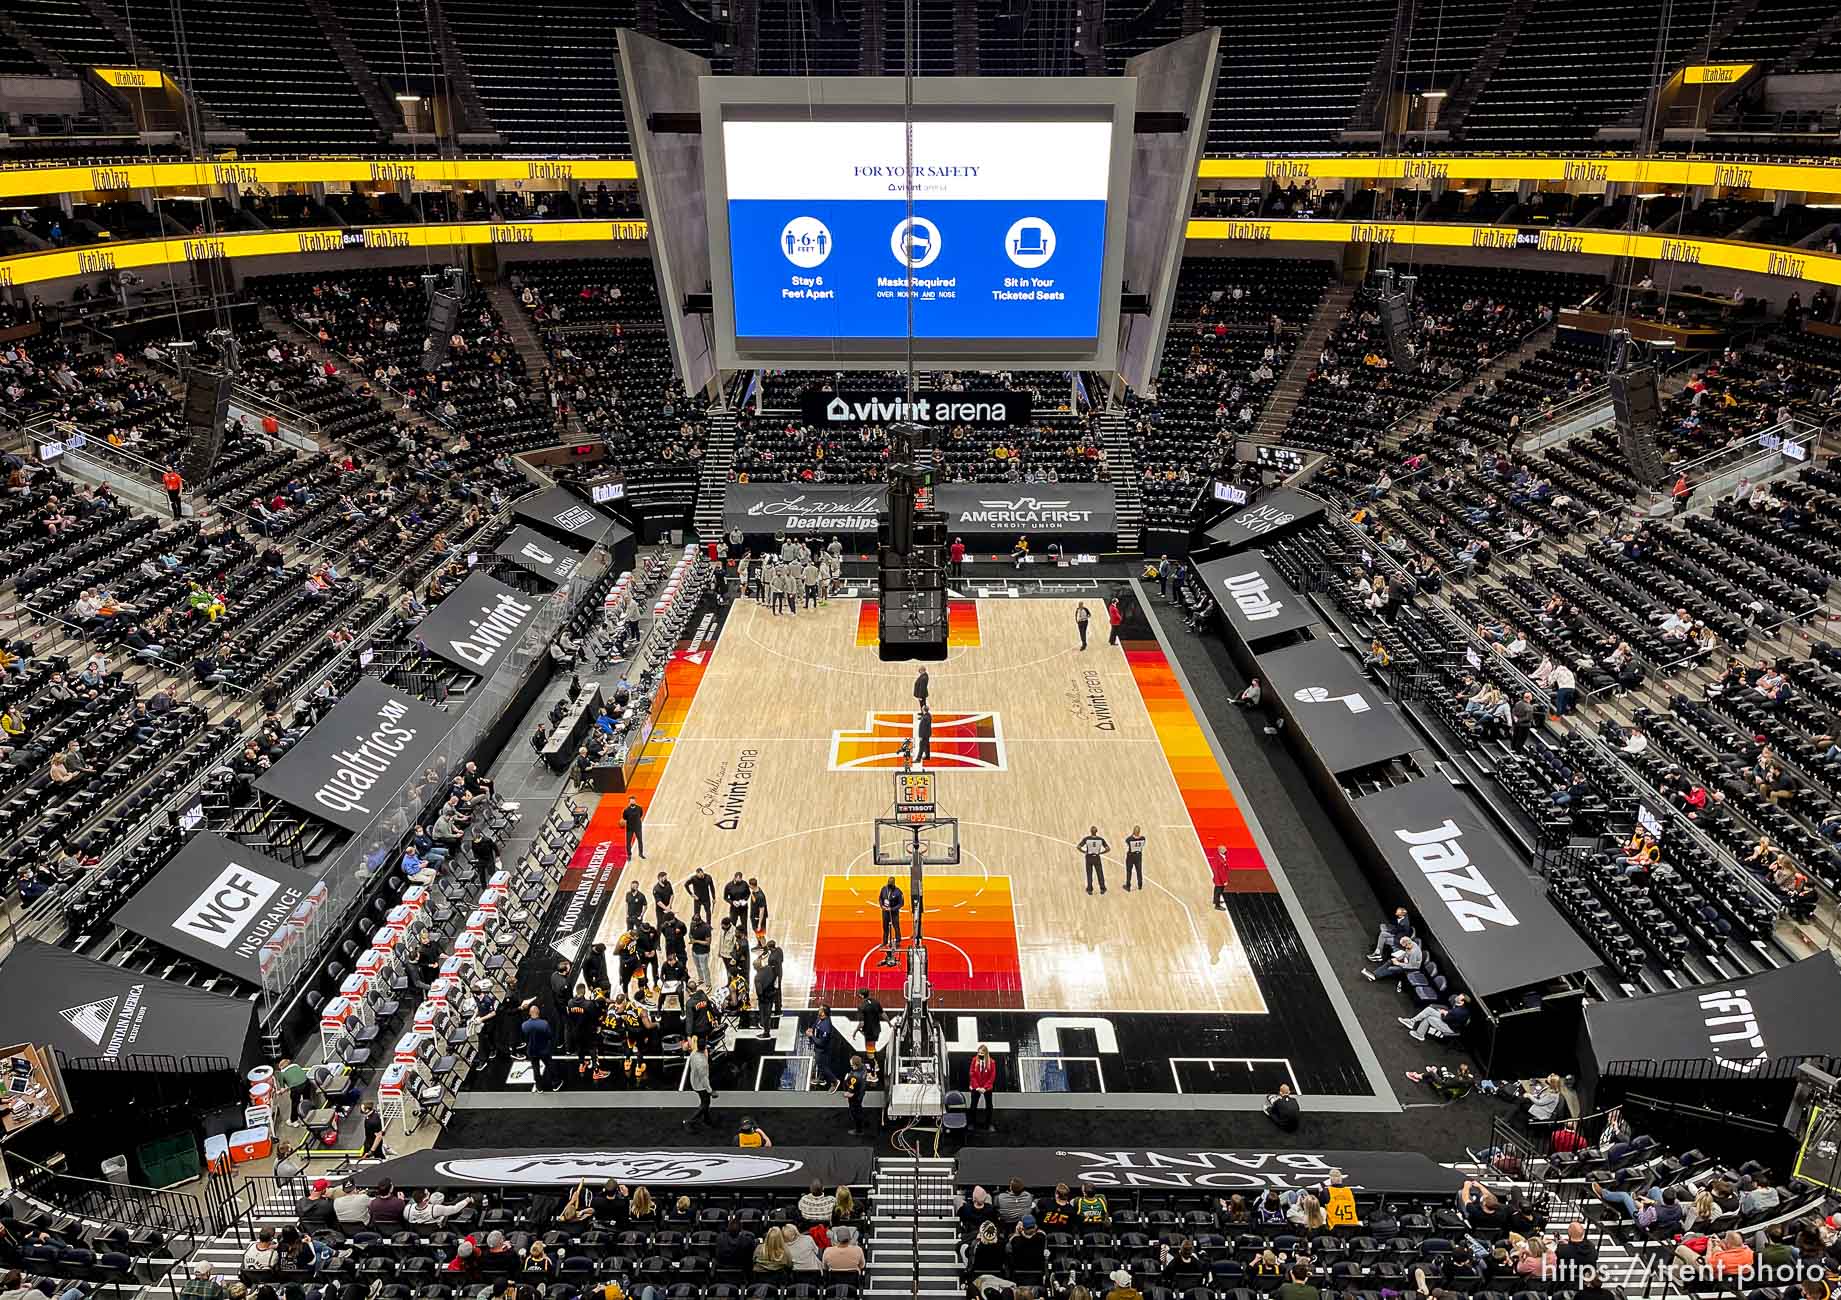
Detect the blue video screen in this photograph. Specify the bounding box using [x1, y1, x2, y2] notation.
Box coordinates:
[721, 119, 1113, 342]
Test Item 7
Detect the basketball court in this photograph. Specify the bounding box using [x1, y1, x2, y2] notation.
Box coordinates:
[556, 584, 1389, 1102]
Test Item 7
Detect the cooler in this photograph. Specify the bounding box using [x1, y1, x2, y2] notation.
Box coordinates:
[474, 886, 505, 916]
[370, 924, 403, 951]
[463, 909, 488, 936]
[378, 1062, 409, 1101]
[424, 976, 453, 1008]
[319, 995, 356, 1035]
[228, 1127, 271, 1163]
[383, 904, 417, 934]
[338, 972, 372, 1002]
[203, 1134, 231, 1174]
[355, 947, 392, 979]
[392, 1030, 429, 1063]
[412, 1000, 441, 1032]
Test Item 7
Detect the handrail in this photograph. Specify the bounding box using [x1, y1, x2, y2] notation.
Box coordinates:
[1309, 481, 1784, 919]
[3, 1150, 209, 1240]
[1670, 415, 1818, 482]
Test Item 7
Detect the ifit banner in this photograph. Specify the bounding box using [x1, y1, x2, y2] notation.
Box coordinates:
[255, 677, 459, 833]
[798, 390, 1034, 429]
[111, 832, 326, 983]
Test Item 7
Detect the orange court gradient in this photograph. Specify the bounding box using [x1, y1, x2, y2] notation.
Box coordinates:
[809, 873, 1023, 1008]
[1124, 638, 1276, 891]
[855, 598, 981, 647]
[567, 633, 715, 875]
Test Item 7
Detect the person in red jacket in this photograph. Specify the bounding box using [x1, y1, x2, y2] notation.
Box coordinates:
[949, 537, 966, 579]
[1106, 597, 1123, 646]
[1211, 844, 1233, 910]
[967, 1043, 997, 1130]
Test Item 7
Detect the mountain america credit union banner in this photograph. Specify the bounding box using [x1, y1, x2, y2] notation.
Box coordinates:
[111, 832, 326, 983]
[255, 678, 460, 834]
[0, 940, 258, 1066]
[415, 571, 545, 678]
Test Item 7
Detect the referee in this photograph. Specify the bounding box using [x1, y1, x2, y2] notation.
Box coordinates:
[878, 876, 905, 964]
[1077, 826, 1110, 896]
[1124, 825, 1146, 891]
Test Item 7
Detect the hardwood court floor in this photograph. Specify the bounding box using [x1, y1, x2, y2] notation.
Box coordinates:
[594, 596, 1266, 1015]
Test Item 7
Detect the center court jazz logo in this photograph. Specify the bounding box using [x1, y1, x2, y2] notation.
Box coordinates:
[1293, 686, 1370, 714]
[830, 710, 1007, 771]
[779, 217, 832, 268]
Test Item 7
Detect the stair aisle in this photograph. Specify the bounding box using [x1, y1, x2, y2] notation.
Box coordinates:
[694, 405, 739, 540]
[1097, 406, 1143, 553]
[866, 1155, 962, 1300]
[1254, 282, 1356, 442]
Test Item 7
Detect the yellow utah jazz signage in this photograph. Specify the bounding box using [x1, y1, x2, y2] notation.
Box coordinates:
[92, 67, 166, 89]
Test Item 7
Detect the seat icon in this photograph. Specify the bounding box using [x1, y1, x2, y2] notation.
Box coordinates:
[1004, 216, 1055, 268]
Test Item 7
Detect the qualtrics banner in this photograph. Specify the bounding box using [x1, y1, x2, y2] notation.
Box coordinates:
[798, 390, 1034, 429]
[256, 678, 459, 834]
[1194, 550, 1318, 645]
[111, 832, 326, 983]
[1352, 779, 1598, 998]
[416, 572, 544, 679]
[934, 483, 1115, 535]
[496, 525, 585, 586]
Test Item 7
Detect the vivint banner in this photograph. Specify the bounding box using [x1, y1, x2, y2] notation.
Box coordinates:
[415, 571, 544, 679]
[255, 677, 459, 834]
[798, 390, 1034, 429]
[724, 482, 1115, 538]
[110, 832, 326, 983]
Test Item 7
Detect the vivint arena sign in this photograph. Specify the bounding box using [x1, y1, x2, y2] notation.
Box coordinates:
[799, 390, 1033, 428]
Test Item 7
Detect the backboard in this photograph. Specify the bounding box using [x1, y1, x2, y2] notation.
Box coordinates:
[874, 815, 961, 867]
